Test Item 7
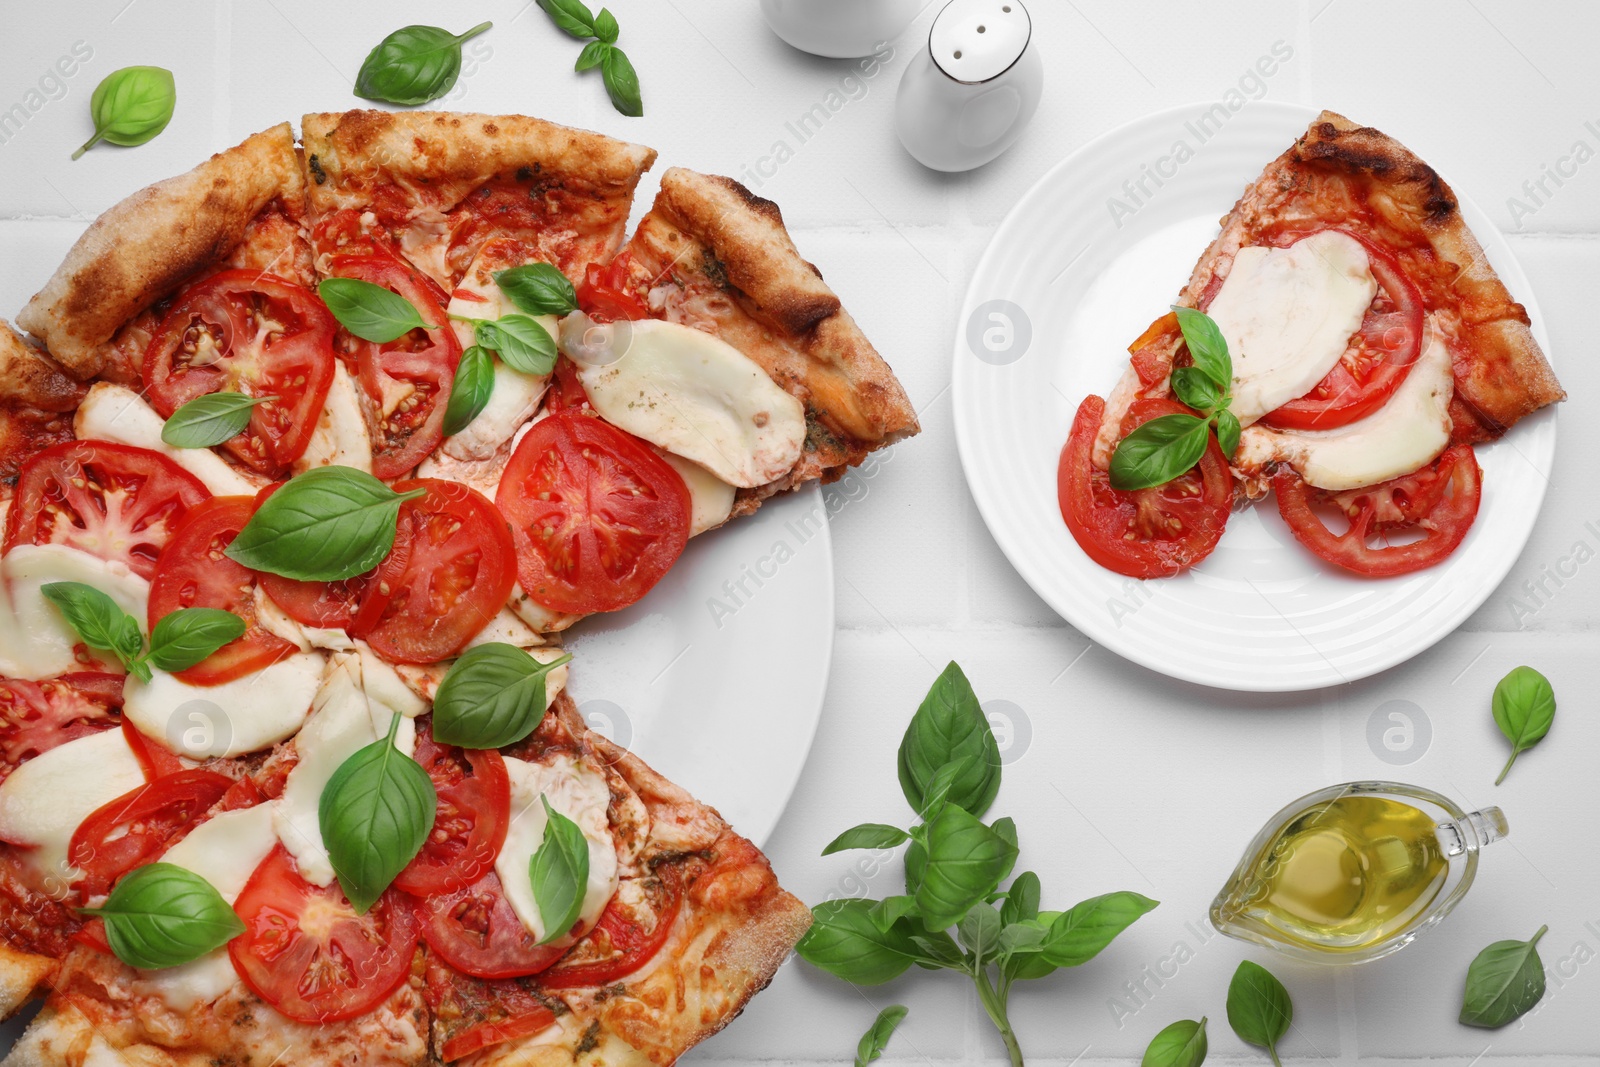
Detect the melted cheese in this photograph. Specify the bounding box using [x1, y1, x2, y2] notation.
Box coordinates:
[0, 545, 150, 681]
[294, 362, 372, 475]
[72, 382, 261, 496]
[495, 753, 618, 946]
[463, 607, 547, 650]
[1237, 328, 1454, 490]
[1208, 232, 1377, 426]
[573, 319, 807, 488]
[508, 584, 582, 635]
[442, 270, 555, 461]
[122, 652, 324, 759]
[661, 452, 736, 537]
[0, 728, 146, 893]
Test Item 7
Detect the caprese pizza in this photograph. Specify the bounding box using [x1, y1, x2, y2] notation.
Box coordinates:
[1059, 111, 1564, 579]
[0, 111, 917, 1067]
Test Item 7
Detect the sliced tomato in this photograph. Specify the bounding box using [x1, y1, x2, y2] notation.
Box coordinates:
[417, 870, 565, 979]
[359, 479, 517, 664]
[577, 252, 649, 323]
[1257, 229, 1426, 431]
[142, 270, 337, 473]
[542, 356, 593, 415]
[1057, 396, 1232, 579]
[395, 725, 510, 897]
[147, 496, 297, 685]
[68, 769, 233, 898]
[1272, 445, 1481, 577]
[330, 253, 462, 480]
[121, 715, 183, 780]
[423, 956, 558, 1063]
[538, 868, 681, 989]
[0, 674, 122, 782]
[5, 441, 210, 579]
[230, 845, 420, 1024]
[498, 412, 691, 615]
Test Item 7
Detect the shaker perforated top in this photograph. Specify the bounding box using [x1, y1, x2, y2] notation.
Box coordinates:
[930, 0, 1032, 83]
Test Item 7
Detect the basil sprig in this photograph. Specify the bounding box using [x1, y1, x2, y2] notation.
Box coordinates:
[431, 644, 572, 749]
[161, 392, 273, 449]
[1226, 960, 1292, 1065]
[73, 66, 176, 160]
[318, 278, 436, 343]
[225, 466, 424, 582]
[355, 22, 493, 106]
[1109, 307, 1239, 491]
[79, 863, 244, 969]
[530, 796, 590, 945]
[1460, 925, 1548, 1028]
[1491, 665, 1555, 785]
[797, 662, 1157, 1065]
[41, 583, 244, 683]
[319, 712, 436, 914]
[443, 345, 495, 437]
[855, 1005, 908, 1067]
[1142, 1018, 1208, 1067]
[494, 264, 578, 317]
[475, 316, 558, 376]
[536, 0, 644, 116]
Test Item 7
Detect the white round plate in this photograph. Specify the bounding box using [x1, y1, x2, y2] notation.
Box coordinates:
[953, 102, 1557, 692]
[564, 486, 833, 845]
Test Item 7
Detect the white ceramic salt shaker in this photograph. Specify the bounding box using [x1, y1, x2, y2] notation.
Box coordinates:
[760, 0, 922, 59]
[894, 0, 1042, 172]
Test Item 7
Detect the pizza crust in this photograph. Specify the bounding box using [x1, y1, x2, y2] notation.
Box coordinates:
[0, 324, 82, 412]
[0, 945, 55, 1022]
[16, 125, 306, 380]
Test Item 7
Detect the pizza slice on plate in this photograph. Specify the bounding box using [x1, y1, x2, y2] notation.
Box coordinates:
[1061, 110, 1565, 579]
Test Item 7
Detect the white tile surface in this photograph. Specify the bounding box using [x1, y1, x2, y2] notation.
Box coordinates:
[2, 0, 1596, 1063]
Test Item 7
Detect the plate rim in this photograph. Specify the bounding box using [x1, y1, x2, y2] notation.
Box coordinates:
[952, 100, 1557, 693]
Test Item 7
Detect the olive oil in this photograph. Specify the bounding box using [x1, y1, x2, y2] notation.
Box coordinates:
[1216, 795, 1449, 952]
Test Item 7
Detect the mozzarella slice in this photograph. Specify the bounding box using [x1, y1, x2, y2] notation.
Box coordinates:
[356, 642, 425, 745]
[494, 753, 618, 946]
[73, 382, 262, 496]
[573, 319, 806, 488]
[1237, 328, 1454, 491]
[508, 585, 582, 635]
[294, 362, 372, 475]
[0, 728, 146, 893]
[464, 607, 547, 650]
[122, 652, 324, 759]
[1207, 232, 1377, 426]
[0, 545, 150, 681]
[661, 452, 736, 537]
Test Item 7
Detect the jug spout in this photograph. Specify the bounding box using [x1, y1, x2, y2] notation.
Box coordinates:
[1435, 807, 1508, 857]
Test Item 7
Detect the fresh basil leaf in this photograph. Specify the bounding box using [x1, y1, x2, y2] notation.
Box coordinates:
[355, 22, 493, 107]
[867, 895, 918, 933]
[1460, 925, 1548, 1028]
[74, 66, 175, 160]
[493, 263, 578, 317]
[593, 7, 620, 44]
[599, 45, 644, 117]
[575, 40, 607, 72]
[39, 582, 145, 679]
[914, 803, 1017, 930]
[908, 930, 965, 969]
[1492, 666, 1556, 785]
[797, 898, 920, 985]
[1109, 413, 1212, 491]
[80, 863, 244, 969]
[1039, 891, 1159, 968]
[897, 662, 1000, 819]
[854, 1004, 908, 1067]
[956, 903, 1002, 967]
[537, 0, 599, 38]
[1226, 960, 1292, 1057]
[997, 919, 1048, 958]
[903, 838, 927, 896]
[1142, 1017, 1208, 1067]
[160, 392, 271, 449]
[145, 608, 246, 673]
[319, 714, 436, 914]
[823, 823, 911, 856]
[1215, 409, 1241, 459]
[319, 277, 434, 343]
[476, 315, 558, 376]
[1000, 871, 1041, 927]
[442, 345, 494, 438]
[432, 644, 571, 748]
[1003, 914, 1062, 981]
[226, 466, 424, 582]
[1172, 306, 1231, 391]
[1169, 366, 1223, 413]
[917, 756, 979, 821]
[530, 796, 590, 945]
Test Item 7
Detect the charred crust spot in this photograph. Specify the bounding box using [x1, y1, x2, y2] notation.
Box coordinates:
[307, 154, 327, 185]
[707, 174, 784, 226]
[769, 292, 841, 337]
[516, 165, 535, 182]
[483, 121, 500, 136]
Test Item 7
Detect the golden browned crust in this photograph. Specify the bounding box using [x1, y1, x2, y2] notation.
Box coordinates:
[0, 324, 82, 412]
[0, 945, 55, 1022]
[16, 125, 306, 379]
[627, 168, 919, 510]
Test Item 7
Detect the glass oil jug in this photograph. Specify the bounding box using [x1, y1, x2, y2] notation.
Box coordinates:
[1210, 781, 1507, 964]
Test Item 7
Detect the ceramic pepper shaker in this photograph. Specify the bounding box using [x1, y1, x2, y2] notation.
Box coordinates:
[894, 0, 1042, 172]
[760, 0, 922, 59]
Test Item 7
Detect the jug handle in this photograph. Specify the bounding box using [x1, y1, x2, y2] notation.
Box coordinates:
[1435, 807, 1509, 857]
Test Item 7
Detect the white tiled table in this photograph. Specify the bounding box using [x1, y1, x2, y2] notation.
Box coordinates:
[2, 1, 1597, 1063]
